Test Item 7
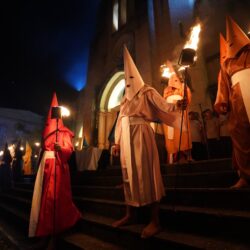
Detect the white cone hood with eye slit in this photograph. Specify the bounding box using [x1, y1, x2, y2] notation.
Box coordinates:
[123, 45, 145, 101]
[226, 16, 250, 59]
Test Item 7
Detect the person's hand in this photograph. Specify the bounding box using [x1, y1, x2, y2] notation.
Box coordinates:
[111, 144, 120, 156]
[215, 103, 228, 114]
[176, 99, 188, 110]
[54, 142, 62, 152]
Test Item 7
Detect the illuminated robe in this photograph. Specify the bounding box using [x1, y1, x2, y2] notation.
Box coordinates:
[29, 127, 81, 237]
[215, 46, 250, 179]
[23, 142, 32, 175]
[162, 84, 192, 155]
[115, 85, 183, 207]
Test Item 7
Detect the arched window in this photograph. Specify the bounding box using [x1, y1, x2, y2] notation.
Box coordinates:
[100, 71, 125, 111]
[98, 72, 125, 149]
[108, 79, 125, 109]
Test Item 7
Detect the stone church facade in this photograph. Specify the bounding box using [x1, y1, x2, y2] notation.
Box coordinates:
[75, 0, 250, 150]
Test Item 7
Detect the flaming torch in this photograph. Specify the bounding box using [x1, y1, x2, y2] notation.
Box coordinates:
[177, 23, 201, 162]
[161, 65, 173, 79]
[160, 60, 177, 86]
[179, 23, 201, 66]
[51, 105, 70, 236]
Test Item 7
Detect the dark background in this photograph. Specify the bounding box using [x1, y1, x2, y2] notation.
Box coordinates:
[1, 0, 100, 116]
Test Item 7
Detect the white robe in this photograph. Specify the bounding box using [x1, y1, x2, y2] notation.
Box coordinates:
[115, 85, 182, 206]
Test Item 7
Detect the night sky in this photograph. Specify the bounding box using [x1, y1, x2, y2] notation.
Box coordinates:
[1, 0, 100, 116]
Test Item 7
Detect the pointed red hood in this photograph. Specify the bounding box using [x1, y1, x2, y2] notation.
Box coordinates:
[226, 16, 250, 58]
[42, 92, 64, 140]
[219, 33, 227, 65]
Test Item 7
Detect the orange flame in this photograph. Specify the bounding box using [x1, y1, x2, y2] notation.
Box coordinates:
[184, 23, 201, 51]
[160, 65, 175, 79]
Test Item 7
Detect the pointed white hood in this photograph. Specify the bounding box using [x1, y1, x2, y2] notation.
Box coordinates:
[123, 45, 144, 101]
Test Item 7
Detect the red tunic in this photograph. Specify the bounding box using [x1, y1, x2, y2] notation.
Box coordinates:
[35, 127, 81, 236]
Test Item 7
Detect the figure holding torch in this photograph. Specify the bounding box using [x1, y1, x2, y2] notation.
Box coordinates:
[29, 93, 81, 248]
[161, 61, 192, 163]
[176, 23, 201, 162]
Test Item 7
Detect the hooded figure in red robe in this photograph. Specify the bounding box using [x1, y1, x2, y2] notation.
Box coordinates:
[214, 17, 250, 188]
[29, 93, 81, 237]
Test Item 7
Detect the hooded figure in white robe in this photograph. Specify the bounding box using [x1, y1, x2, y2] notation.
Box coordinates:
[114, 46, 184, 207]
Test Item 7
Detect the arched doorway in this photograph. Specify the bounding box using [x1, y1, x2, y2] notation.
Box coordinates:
[98, 71, 125, 149]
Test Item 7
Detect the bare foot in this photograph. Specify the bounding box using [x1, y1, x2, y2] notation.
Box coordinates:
[230, 178, 249, 189]
[141, 222, 162, 239]
[112, 215, 134, 228]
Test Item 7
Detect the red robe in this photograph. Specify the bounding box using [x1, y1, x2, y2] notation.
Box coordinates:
[215, 47, 250, 179]
[29, 127, 81, 237]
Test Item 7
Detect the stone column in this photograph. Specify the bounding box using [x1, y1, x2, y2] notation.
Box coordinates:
[105, 111, 113, 149]
[98, 111, 106, 149]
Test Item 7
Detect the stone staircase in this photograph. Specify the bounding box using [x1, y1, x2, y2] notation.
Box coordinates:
[1, 158, 250, 249]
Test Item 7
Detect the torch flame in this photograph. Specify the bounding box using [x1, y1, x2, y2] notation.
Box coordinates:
[60, 106, 70, 117]
[160, 65, 175, 79]
[184, 23, 201, 51]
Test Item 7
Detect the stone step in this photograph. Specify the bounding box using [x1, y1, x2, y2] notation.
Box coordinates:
[5, 184, 250, 218]
[73, 170, 237, 188]
[0, 203, 29, 236]
[3, 202, 246, 250]
[165, 158, 232, 174]
[159, 204, 250, 239]
[61, 232, 125, 250]
[6, 190, 250, 240]
[9, 188, 33, 200]
[0, 214, 39, 250]
[0, 193, 31, 213]
[1, 193, 250, 249]
[72, 185, 250, 210]
[73, 159, 232, 178]
[72, 212, 249, 250]
[165, 170, 237, 188]
[13, 159, 236, 190]
[163, 187, 250, 210]
[72, 185, 124, 201]
[74, 196, 250, 240]
[13, 182, 34, 190]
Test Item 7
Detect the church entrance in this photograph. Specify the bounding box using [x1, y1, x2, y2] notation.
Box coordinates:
[98, 71, 125, 149]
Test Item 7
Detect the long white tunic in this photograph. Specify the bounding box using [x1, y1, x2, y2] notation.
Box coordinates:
[115, 86, 182, 206]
